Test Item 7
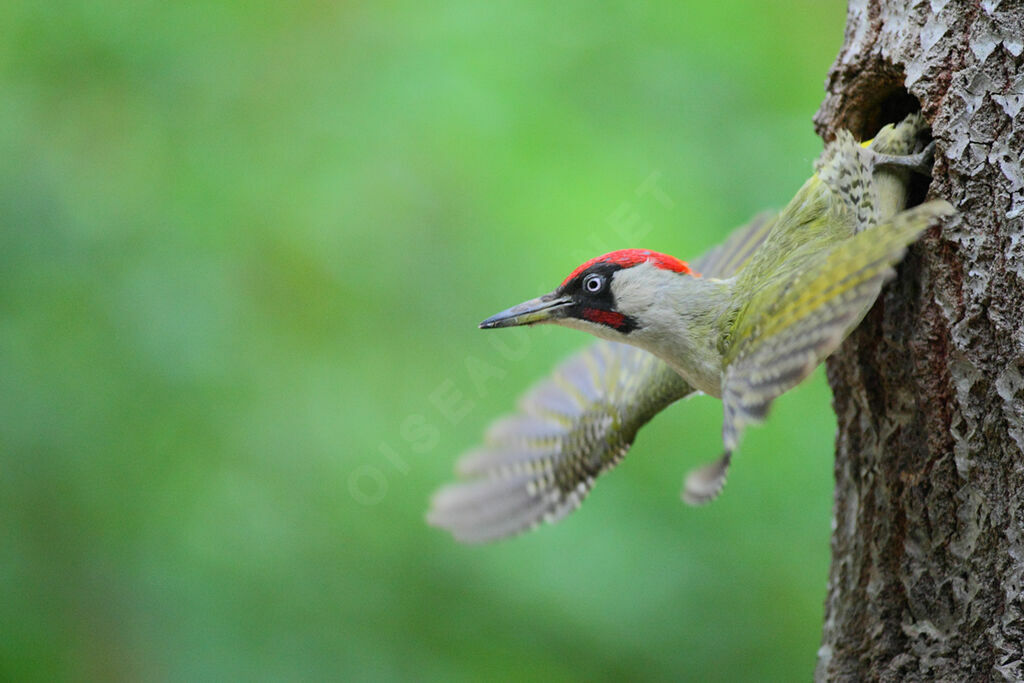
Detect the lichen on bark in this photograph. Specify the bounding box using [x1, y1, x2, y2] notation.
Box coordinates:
[814, 1, 1024, 681]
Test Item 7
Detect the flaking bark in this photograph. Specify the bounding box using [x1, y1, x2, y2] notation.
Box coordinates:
[814, 1, 1024, 680]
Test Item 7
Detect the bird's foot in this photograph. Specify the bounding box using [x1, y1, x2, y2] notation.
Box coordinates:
[874, 140, 936, 178]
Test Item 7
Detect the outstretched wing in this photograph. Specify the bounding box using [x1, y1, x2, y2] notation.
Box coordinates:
[427, 342, 690, 543]
[719, 200, 955, 455]
[428, 211, 779, 542]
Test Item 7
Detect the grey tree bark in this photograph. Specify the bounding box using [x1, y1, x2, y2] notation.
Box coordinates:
[813, 1, 1024, 681]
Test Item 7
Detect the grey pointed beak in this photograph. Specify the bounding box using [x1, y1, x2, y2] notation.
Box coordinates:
[479, 293, 572, 329]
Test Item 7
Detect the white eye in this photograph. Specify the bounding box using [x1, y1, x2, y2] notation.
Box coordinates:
[583, 273, 605, 293]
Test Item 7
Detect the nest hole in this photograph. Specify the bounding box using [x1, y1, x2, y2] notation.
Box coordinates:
[860, 86, 931, 208]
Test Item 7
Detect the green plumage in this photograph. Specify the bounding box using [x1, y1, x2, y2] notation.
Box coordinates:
[717, 115, 953, 454]
[430, 114, 954, 542]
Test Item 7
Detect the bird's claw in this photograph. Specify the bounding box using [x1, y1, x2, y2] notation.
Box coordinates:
[874, 140, 936, 178]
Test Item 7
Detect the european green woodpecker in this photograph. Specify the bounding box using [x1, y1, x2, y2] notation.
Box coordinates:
[429, 113, 954, 543]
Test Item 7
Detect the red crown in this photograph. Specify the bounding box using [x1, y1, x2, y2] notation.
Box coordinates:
[562, 249, 695, 286]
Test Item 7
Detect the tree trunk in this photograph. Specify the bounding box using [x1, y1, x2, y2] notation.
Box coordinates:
[814, 2, 1024, 681]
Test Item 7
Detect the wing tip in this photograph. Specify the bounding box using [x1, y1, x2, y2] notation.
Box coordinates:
[681, 452, 732, 506]
[426, 479, 551, 544]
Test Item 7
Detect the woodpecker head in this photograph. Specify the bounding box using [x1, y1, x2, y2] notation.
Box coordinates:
[479, 249, 699, 340]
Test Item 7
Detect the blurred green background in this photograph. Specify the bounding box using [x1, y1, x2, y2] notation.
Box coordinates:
[1, 1, 848, 680]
